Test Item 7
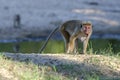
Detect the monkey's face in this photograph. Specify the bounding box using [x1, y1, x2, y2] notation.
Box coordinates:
[82, 24, 92, 35]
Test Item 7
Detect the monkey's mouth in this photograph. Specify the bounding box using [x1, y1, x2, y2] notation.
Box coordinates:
[85, 33, 88, 36]
[85, 32, 89, 36]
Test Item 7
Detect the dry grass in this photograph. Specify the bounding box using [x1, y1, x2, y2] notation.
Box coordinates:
[0, 53, 120, 80]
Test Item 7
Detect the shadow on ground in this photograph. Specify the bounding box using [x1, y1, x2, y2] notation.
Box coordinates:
[3, 53, 120, 80]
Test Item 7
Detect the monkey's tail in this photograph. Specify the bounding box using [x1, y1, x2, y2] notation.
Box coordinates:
[38, 27, 59, 53]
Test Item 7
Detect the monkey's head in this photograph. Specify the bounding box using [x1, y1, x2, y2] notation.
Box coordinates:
[81, 22, 92, 35]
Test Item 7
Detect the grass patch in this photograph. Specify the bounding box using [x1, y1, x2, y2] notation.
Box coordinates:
[0, 54, 72, 80]
[1, 52, 120, 80]
[0, 39, 120, 54]
[0, 39, 120, 79]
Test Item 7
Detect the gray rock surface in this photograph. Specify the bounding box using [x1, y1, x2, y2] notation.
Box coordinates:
[0, 0, 120, 40]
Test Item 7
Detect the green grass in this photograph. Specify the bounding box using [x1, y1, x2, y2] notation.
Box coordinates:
[0, 39, 120, 54]
[0, 39, 120, 79]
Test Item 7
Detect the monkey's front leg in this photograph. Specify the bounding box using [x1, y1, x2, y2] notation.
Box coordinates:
[74, 39, 79, 54]
[83, 38, 89, 54]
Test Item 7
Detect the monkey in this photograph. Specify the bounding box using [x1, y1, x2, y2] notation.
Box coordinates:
[60, 20, 92, 54]
[13, 14, 21, 28]
[39, 20, 92, 54]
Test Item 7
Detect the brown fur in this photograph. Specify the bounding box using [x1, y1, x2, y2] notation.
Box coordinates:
[39, 20, 92, 54]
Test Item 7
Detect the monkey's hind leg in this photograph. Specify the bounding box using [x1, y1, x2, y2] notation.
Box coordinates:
[60, 29, 70, 53]
[63, 32, 70, 53]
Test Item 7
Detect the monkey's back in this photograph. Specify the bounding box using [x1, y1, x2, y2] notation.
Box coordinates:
[61, 20, 82, 35]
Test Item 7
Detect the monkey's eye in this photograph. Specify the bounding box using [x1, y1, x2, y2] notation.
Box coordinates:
[88, 27, 90, 29]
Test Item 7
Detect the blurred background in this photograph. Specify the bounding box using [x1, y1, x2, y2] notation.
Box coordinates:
[0, 0, 120, 53]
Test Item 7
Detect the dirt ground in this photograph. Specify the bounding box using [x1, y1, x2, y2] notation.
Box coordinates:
[3, 53, 120, 79]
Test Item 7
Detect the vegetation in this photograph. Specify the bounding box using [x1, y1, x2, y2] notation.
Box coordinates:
[0, 54, 71, 80]
[0, 39, 120, 80]
[0, 51, 120, 80]
[0, 39, 120, 54]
